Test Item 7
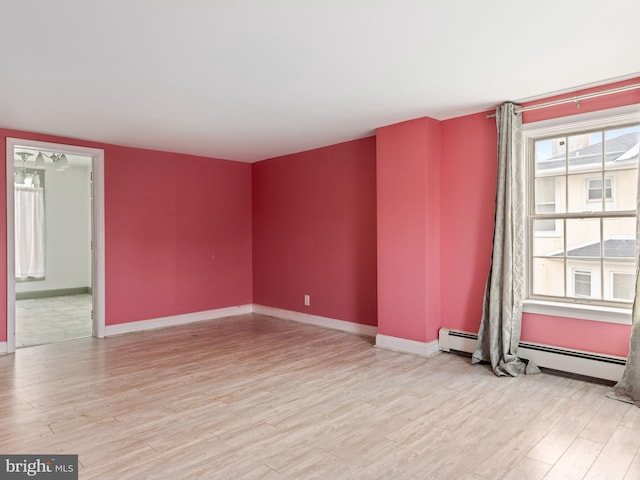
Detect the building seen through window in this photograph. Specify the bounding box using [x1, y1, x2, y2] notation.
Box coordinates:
[530, 124, 639, 304]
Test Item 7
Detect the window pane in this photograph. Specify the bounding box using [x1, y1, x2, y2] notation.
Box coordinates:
[604, 125, 640, 170]
[588, 188, 603, 201]
[603, 217, 636, 260]
[568, 132, 602, 175]
[611, 272, 634, 301]
[605, 125, 639, 212]
[566, 219, 600, 258]
[602, 216, 636, 302]
[533, 219, 563, 254]
[605, 166, 637, 212]
[569, 264, 601, 300]
[568, 173, 602, 213]
[604, 264, 635, 302]
[535, 138, 565, 176]
[535, 177, 555, 205]
[532, 257, 564, 297]
[584, 176, 613, 212]
[566, 132, 604, 213]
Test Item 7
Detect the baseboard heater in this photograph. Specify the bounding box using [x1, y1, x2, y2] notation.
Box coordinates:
[438, 328, 626, 382]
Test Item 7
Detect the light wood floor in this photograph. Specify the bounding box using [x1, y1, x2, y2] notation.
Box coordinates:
[1, 314, 639, 479]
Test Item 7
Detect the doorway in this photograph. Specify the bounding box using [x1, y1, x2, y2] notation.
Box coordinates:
[6, 138, 105, 352]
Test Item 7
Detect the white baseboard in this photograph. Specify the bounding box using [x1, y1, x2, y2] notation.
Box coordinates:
[375, 333, 440, 358]
[103, 304, 253, 337]
[0, 342, 6, 355]
[252, 305, 378, 337]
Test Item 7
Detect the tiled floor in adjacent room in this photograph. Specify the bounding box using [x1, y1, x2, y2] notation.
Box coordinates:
[15, 294, 92, 347]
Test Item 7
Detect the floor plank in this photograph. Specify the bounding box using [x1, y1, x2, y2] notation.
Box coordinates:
[584, 426, 640, 479]
[544, 437, 603, 480]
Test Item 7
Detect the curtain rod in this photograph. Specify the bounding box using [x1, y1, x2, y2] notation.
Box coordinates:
[486, 82, 640, 119]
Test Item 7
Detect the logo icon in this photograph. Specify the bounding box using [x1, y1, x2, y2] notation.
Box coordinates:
[0, 455, 77, 479]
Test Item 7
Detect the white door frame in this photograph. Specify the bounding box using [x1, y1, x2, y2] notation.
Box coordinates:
[6, 138, 105, 352]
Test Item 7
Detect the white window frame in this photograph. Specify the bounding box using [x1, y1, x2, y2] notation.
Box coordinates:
[522, 104, 640, 325]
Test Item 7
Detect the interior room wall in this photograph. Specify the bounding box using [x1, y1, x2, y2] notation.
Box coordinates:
[0, 128, 253, 341]
[252, 137, 377, 326]
[440, 111, 497, 337]
[104, 144, 253, 326]
[376, 117, 441, 343]
[15, 162, 92, 294]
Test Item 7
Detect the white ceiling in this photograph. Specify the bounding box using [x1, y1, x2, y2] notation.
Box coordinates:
[1, 1, 639, 162]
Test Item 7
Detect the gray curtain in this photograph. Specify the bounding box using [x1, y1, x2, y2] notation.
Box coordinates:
[610, 162, 640, 405]
[471, 102, 539, 377]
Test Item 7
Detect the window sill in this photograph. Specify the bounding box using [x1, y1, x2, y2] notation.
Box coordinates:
[523, 299, 632, 325]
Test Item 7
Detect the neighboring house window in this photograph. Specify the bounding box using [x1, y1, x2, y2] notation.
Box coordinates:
[528, 121, 639, 307]
[612, 272, 634, 301]
[573, 270, 592, 297]
[587, 177, 613, 201]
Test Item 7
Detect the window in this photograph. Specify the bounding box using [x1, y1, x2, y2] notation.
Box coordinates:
[587, 177, 613, 201]
[528, 122, 639, 308]
[573, 270, 592, 297]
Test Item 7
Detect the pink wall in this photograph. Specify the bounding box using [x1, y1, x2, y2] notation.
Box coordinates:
[440, 112, 498, 334]
[520, 315, 631, 357]
[377, 117, 441, 342]
[105, 145, 252, 325]
[252, 137, 377, 325]
[440, 77, 640, 357]
[0, 129, 252, 340]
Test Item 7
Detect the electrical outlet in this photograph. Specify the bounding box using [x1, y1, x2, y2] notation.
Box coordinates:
[304, 295, 310, 306]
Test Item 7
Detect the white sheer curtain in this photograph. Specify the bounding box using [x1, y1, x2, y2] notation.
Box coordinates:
[15, 185, 46, 279]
